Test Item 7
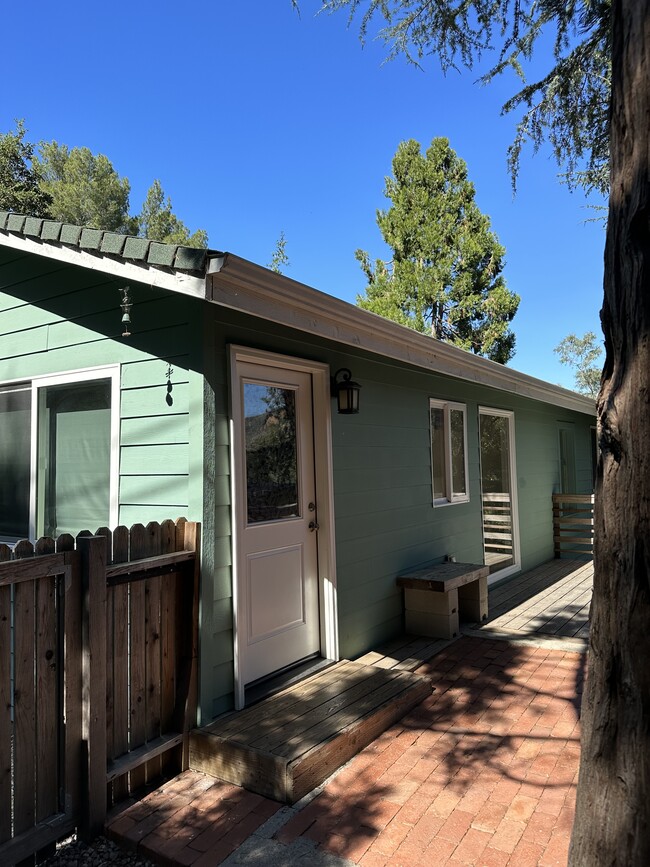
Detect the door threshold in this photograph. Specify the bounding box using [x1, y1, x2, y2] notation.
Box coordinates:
[244, 657, 336, 707]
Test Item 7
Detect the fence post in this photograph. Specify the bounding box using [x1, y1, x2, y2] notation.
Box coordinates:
[177, 521, 201, 770]
[78, 536, 107, 840]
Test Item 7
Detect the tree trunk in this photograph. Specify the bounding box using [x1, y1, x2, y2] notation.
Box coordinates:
[569, 2, 650, 864]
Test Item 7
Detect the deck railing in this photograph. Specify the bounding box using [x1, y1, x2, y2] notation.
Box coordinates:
[0, 518, 200, 861]
[553, 493, 594, 558]
[481, 492, 514, 567]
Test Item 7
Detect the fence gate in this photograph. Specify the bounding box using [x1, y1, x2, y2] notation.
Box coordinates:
[0, 541, 83, 865]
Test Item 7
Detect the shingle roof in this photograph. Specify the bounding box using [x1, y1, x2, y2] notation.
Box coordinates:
[0, 211, 212, 275]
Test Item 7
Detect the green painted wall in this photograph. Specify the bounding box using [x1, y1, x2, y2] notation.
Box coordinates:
[0, 247, 205, 532]
[204, 307, 595, 716]
[0, 245, 595, 722]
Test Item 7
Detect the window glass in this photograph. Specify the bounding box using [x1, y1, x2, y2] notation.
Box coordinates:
[0, 386, 31, 541]
[245, 383, 299, 523]
[430, 399, 468, 505]
[38, 381, 111, 538]
[450, 408, 467, 496]
[430, 406, 445, 501]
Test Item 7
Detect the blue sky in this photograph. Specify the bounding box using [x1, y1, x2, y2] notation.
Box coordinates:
[2, 1, 605, 389]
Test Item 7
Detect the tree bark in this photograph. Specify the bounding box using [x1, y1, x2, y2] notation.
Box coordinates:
[569, 1, 650, 864]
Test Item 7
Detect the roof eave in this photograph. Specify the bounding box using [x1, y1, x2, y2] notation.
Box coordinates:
[0, 224, 209, 300]
[209, 253, 596, 416]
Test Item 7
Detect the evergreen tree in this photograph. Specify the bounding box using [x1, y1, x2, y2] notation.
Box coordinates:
[138, 180, 208, 248]
[35, 142, 135, 232]
[357, 138, 519, 364]
[0, 121, 52, 217]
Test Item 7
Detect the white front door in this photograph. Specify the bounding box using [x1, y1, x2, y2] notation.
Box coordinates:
[233, 357, 321, 690]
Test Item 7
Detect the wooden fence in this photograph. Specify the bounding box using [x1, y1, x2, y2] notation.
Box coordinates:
[553, 493, 594, 558]
[0, 518, 200, 864]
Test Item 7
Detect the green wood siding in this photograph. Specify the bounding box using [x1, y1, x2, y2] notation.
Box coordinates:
[0, 248, 204, 544]
[1, 246, 595, 722]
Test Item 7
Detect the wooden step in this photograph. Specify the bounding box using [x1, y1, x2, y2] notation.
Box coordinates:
[189, 660, 432, 804]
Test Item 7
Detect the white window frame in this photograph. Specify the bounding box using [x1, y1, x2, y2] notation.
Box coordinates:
[429, 398, 469, 506]
[0, 365, 120, 541]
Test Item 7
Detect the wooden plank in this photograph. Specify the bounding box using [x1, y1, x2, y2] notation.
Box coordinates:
[107, 733, 183, 782]
[208, 660, 361, 742]
[0, 584, 11, 844]
[63, 551, 83, 838]
[176, 521, 201, 771]
[104, 549, 195, 582]
[290, 675, 431, 802]
[250, 666, 404, 755]
[0, 814, 76, 867]
[277, 671, 427, 761]
[189, 730, 288, 802]
[144, 522, 162, 784]
[110, 527, 130, 802]
[78, 535, 107, 840]
[13, 578, 36, 836]
[0, 553, 67, 586]
[36, 573, 58, 821]
[397, 562, 488, 593]
[160, 520, 178, 777]
[128, 524, 147, 793]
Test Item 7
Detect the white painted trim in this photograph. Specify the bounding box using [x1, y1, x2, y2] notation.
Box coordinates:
[228, 345, 338, 709]
[479, 406, 521, 584]
[210, 255, 596, 417]
[23, 364, 120, 540]
[3, 231, 595, 417]
[0, 230, 207, 299]
[430, 398, 470, 506]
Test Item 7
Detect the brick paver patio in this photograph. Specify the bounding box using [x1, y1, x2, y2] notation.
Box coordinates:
[106, 636, 585, 867]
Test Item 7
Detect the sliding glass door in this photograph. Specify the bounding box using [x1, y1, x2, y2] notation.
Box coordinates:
[479, 408, 520, 579]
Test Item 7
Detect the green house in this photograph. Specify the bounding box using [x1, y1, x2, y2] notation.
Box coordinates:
[0, 213, 595, 720]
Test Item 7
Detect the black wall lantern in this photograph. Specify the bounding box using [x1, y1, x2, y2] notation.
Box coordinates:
[331, 368, 361, 414]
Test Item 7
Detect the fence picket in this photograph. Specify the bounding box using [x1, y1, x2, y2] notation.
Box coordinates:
[128, 524, 147, 793]
[36, 573, 58, 821]
[160, 519, 178, 776]
[109, 526, 129, 802]
[144, 522, 162, 784]
[14, 578, 36, 835]
[0, 583, 11, 844]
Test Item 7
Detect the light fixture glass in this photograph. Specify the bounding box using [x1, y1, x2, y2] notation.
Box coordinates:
[332, 368, 361, 414]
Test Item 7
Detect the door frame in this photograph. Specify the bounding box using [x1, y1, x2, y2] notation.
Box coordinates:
[478, 406, 521, 584]
[229, 345, 338, 709]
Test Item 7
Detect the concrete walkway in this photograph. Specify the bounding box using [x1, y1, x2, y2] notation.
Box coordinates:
[106, 635, 584, 866]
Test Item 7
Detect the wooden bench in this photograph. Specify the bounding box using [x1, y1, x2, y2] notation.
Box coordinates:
[397, 562, 489, 640]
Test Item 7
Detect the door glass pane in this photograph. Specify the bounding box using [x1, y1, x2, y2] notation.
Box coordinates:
[38, 380, 111, 538]
[480, 413, 514, 573]
[0, 386, 31, 541]
[244, 383, 299, 523]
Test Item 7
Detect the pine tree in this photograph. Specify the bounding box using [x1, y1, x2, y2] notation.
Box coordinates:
[357, 138, 519, 363]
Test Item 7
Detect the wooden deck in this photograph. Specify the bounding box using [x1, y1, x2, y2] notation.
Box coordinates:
[187, 559, 591, 807]
[189, 659, 432, 804]
[478, 558, 593, 643]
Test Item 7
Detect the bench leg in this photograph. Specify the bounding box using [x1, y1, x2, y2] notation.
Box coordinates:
[403, 588, 460, 639]
[458, 576, 488, 622]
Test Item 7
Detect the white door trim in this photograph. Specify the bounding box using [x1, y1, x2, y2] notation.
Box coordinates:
[478, 406, 521, 584]
[229, 345, 338, 709]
